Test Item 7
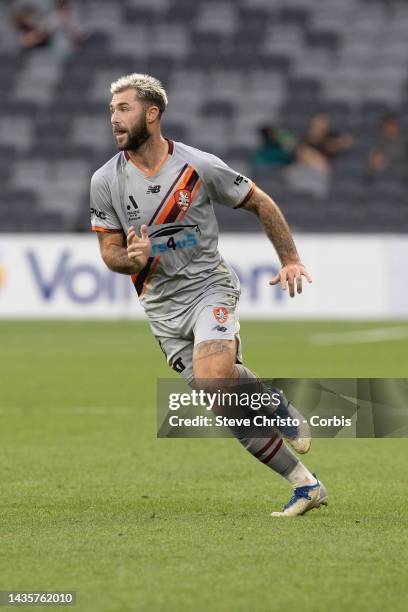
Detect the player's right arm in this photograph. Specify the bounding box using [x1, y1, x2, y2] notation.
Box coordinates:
[97, 229, 149, 275]
[90, 170, 151, 274]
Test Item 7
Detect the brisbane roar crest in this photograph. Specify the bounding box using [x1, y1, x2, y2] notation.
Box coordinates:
[213, 307, 229, 324]
[174, 188, 191, 212]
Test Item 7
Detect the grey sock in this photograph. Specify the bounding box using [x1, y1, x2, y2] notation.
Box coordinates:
[234, 364, 299, 477]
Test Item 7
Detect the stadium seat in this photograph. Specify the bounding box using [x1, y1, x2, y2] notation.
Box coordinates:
[1, 0, 408, 233]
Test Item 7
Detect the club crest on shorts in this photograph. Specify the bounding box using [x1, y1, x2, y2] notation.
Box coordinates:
[174, 189, 191, 212]
[213, 307, 228, 324]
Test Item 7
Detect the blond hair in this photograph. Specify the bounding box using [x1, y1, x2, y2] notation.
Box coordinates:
[110, 73, 168, 115]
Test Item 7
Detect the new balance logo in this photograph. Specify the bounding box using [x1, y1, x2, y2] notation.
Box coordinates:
[147, 185, 161, 194]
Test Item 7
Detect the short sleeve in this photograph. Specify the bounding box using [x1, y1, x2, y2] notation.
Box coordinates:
[201, 155, 255, 209]
[90, 171, 122, 233]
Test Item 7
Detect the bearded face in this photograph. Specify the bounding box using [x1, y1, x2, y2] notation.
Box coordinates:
[110, 88, 154, 152]
[112, 110, 151, 151]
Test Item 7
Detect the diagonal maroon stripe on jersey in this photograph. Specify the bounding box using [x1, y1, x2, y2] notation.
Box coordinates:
[162, 202, 182, 224]
[148, 163, 188, 225]
[185, 169, 199, 192]
[139, 256, 160, 299]
[160, 169, 200, 224]
[133, 256, 154, 295]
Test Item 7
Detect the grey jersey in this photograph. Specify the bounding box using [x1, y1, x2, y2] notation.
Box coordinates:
[90, 139, 254, 321]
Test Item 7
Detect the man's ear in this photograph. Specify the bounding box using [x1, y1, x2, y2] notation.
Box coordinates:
[146, 105, 161, 124]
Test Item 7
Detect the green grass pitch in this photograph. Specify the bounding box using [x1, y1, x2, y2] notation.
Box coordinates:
[1, 320, 408, 611]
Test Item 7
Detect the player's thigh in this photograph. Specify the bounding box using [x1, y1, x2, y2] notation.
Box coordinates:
[193, 300, 241, 379]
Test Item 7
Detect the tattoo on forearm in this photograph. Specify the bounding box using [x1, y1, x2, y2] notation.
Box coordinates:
[260, 204, 299, 264]
[244, 189, 299, 264]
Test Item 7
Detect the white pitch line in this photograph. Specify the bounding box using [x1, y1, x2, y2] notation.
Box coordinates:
[311, 326, 408, 345]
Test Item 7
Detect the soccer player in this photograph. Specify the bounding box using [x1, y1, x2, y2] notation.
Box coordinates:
[91, 74, 327, 517]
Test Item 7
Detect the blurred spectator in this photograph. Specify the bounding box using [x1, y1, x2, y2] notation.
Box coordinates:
[47, 0, 84, 52]
[367, 114, 408, 181]
[252, 126, 295, 170]
[301, 113, 353, 167]
[13, 3, 51, 49]
[12, 0, 83, 52]
[367, 147, 388, 176]
[285, 143, 331, 198]
[285, 112, 353, 197]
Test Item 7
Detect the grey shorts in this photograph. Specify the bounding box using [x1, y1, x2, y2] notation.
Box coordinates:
[149, 291, 243, 384]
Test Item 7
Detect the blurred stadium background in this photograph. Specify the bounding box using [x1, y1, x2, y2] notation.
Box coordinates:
[0, 0, 407, 234]
[1, 0, 407, 320]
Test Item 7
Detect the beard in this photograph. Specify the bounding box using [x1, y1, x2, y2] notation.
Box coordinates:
[114, 114, 151, 151]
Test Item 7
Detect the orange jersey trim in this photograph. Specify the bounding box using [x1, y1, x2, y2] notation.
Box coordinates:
[126, 140, 172, 177]
[131, 255, 161, 298]
[178, 178, 203, 221]
[155, 166, 195, 224]
[92, 225, 123, 233]
[129, 153, 169, 178]
[139, 256, 161, 299]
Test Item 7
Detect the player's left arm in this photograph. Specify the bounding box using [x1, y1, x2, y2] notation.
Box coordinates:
[241, 186, 312, 297]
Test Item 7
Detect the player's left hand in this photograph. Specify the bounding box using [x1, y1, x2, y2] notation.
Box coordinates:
[270, 262, 312, 298]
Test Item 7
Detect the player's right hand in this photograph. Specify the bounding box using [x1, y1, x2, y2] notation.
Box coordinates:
[127, 225, 152, 270]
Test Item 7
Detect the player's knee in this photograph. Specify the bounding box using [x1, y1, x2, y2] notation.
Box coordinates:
[194, 361, 234, 379]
